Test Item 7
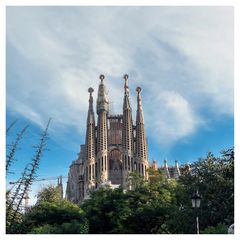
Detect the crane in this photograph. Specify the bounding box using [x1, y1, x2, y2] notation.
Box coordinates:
[8, 175, 68, 211]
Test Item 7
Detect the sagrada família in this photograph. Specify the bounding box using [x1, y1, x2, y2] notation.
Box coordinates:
[66, 74, 190, 203]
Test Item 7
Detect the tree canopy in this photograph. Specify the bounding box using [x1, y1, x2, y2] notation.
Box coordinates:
[6, 148, 234, 234]
[17, 186, 89, 234]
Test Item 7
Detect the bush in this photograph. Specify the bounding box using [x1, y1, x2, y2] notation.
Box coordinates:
[20, 200, 89, 234]
[201, 223, 228, 234]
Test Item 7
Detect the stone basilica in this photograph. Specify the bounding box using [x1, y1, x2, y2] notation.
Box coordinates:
[66, 74, 188, 203]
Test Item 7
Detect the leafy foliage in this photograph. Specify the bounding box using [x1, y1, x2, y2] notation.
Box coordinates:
[173, 149, 234, 233]
[19, 199, 88, 234]
[201, 223, 228, 234]
[82, 148, 234, 234]
[30, 220, 88, 234]
[6, 148, 233, 234]
[82, 170, 178, 233]
[36, 185, 62, 204]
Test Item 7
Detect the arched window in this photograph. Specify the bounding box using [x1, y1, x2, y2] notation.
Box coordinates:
[98, 158, 100, 173]
[101, 157, 103, 171]
[95, 162, 98, 178]
[125, 156, 127, 170]
[89, 165, 91, 180]
[92, 164, 95, 179]
[105, 156, 107, 171]
[134, 162, 137, 171]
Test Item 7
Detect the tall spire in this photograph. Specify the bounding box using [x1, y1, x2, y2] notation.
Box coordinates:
[123, 74, 131, 110]
[174, 160, 181, 179]
[96, 74, 109, 184]
[163, 159, 170, 179]
[87, 87, 94, 123]
[122, 74, 134, 187]
[85, 87, 96, 194]
[136, 87, 144, 123]
[86, 87, 95, 159]
[135, 86, 148, 178]
[97, 74, 109, 114]
[124, 74, 129, 94]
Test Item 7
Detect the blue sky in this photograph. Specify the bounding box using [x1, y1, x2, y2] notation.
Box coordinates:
[6, 6, 234, 203]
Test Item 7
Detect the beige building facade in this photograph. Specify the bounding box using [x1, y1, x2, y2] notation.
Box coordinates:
[66, 74, 149, 203]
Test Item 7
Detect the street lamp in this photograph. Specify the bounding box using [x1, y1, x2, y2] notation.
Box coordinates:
[191, 190, 202, 234]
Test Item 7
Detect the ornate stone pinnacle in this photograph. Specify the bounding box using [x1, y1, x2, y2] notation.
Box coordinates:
[123, 74, 128, 80]
[88, 87, 94, 94]
[124, 74, 129, 93]
[99, 74, 105, 83]
[136, 86, 142, 94]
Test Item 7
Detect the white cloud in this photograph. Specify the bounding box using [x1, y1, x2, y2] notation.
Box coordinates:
[6, 6, 233, 147]
[145, 90, 202, 145]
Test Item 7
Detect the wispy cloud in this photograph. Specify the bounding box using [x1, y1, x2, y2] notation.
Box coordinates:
[6, 6, 233, 147]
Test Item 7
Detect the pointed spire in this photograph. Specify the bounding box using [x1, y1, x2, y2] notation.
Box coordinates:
[124, 74, 129, 95]
[88, 87, 94, 111]
[86, 87, 95, 153]
[97, 74, 109, 114]
[100, 74, 104, 84]
[136, 87, 144, 123]
[174, 160, 181, 179]
[135, 86, 148, 165]
[163, 159, 170, 179]
[175, 160, 179, 168]
[123, 74, 131, 110]
[122, 74, 134, 183]
[87, 87, 94, 124]
[136, 86, 142, 107]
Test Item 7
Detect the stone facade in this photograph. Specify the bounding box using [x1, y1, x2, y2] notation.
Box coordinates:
[66, 74, 149, 202]
[150, 159, 191, 179]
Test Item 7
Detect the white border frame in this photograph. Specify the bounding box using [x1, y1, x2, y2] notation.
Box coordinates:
[1, 1, 239, 240]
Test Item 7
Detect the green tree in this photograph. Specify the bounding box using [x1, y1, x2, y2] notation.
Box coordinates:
[201, 223, 228, 234]
[81, 186, 129, 233]
[14, 186, 88, 234]
[30, 219, 87, 234]
[36, 185, 62, 204]
[20, 200, 88, 234]
[82, 172, 178, 234]
[82, 149, 233, 234]
[168, 148, 234, 233]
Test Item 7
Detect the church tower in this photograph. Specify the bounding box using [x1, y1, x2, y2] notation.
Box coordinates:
[122, 74, 134, 187]
[84, 87, 96, 195]
[96, 74, 109, 184]
[135, 86, 148, 179]
[66, 74, 152, 203]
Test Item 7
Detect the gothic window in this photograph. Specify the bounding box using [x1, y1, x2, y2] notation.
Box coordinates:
[134, 162, 137, 171]
[101, 157, 103, 171]
[105, 156, 107, 171]
[125, 156, 127, 170]
[92, 164, 95, 179]
[89, 165, 91, 180]
[95, 162, 98, 178]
